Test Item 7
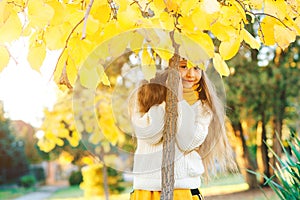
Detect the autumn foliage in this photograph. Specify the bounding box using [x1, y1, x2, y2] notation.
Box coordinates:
[0, 0, 299, 88]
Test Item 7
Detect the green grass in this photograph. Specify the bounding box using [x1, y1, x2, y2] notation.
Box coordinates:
[202, 173, 246, 187]
[47, 173, 247, 200]
[0, 187, 36, 199]
[47, 186, 84, 199]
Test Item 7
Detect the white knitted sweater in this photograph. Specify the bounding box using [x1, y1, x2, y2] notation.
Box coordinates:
[131, 100, 212, 191]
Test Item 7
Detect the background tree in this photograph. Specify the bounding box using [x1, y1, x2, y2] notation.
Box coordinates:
[225, 37, 300, 187]
[1, 0, 300, 199]
[0, 101, 29, 184]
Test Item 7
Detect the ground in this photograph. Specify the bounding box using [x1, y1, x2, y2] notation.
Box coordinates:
[205, 187, 279, 200]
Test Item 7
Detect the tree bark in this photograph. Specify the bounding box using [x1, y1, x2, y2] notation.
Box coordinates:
[232, 122, 258, 189]
[160, 31, 180, 200]
[100, 146, 109, 200]
[256, 116, 270, 185]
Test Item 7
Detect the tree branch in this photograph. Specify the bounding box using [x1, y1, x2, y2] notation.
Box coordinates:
[51, 17, 84, 82]
[81, 0, 95, 40]
[253, 12, 293, 31]
[108, 0, 118, 20]
[235, 0, 292, 31]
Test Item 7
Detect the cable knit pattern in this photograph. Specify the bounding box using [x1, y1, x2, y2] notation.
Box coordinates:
[131, 100, 212, 191]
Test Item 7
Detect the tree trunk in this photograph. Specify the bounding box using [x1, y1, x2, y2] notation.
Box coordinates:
[271, 88, 285, 179]
[160, 31, 180, 200]
[256, 116, 270, 185]
[46, 161, 56, 185]
[232, 122, 258, 189]
[100, 146, 109, 200]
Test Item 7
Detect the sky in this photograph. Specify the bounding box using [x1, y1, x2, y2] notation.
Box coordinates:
[0, 37, 59, 127]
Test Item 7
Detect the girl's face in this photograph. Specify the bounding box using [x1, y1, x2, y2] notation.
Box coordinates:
[179, 60, 202, 89]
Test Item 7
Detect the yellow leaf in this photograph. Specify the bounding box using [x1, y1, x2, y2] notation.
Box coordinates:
[192, 7, 219, 31]
[154, 48, 173, 62]
[165, 0, 179, 13]
[187, 31, 214, 58]
[219, 37, 241, 60]
[274, 25, 296, 50]
[210, 21, 237, 41]
[79, 66, 100, 89]
[115, 0, 128, 12]
[0, 46, 9, 72]
[137, 28, 160, 47]
[174, 32, 210, 65]
[242, 29, 261, 50]
[45, 25, 67, 50]
[141, 49, 156, 81]
[84, 51, 101, 70]
[294, 17, 300, 35]
[218, 3, 245, 27]
[54, 50, 68, 86]
[93, 42, 110, 61]
[153, 0, 166, 11]
[28, 43, 46, 71]
[99, 21, 118, 42]
[97, 65, 110, 86]
[64, 5, 84, 28]
[37, 139, 56, 152]
[178, 15, 195, 33]
[129, 32, 145, 52]
[47, 0, 65, 26]
[66, 58, 78, 87]
[85, 15, 100, 35]
[180, 0, 198, 16]
[230, 0, 247, 23]
[213, 53, 230, 76]
[0, 2, 11, 26]
[68, 36, 93, 66]
[28, 0, 54, 28]
[264, 0, 288, 21]
[159, 12, 174, 30]
[0, 11, 22, 43]
[118, 5, 141, 31]
[91, 3, 110, 24]
[56, 137, 64, 146]
[249, 0, 263, 10]
[68, 130, 80, 147]
[106, 33, 130, 58]
[153, 29, 174, 54]
[258, 16, 280, 46]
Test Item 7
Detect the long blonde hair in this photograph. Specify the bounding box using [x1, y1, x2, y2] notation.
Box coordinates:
[197, 71, 237, 179]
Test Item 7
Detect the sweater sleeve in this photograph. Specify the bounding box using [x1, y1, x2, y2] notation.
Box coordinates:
[176, 100, 213, 152]
[131, 102, 165, 144]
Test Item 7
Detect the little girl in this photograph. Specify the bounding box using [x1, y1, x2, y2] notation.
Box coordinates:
[129, 59, 236, 200]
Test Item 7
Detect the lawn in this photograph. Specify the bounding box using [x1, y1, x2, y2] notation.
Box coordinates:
[0, 186, 36, 199]
[0, 174, 279, 200]
[46, 173, 279, 200]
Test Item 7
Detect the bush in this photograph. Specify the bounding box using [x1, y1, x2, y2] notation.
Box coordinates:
[19, 175, 36, 188]
[30, 166, 45, 182]
[69, 170, 83, 186]
[264, 134, 300, 200]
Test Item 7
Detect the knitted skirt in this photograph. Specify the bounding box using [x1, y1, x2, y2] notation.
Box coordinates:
[130, 188, 205, 200]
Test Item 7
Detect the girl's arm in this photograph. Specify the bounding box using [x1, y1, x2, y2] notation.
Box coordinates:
[176, 100, 213, 151]
[131, 102, 165, 144]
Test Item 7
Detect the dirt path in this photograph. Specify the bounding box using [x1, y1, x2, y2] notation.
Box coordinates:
[205, 187, 279, 200]
[13, 185, 67, 200]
